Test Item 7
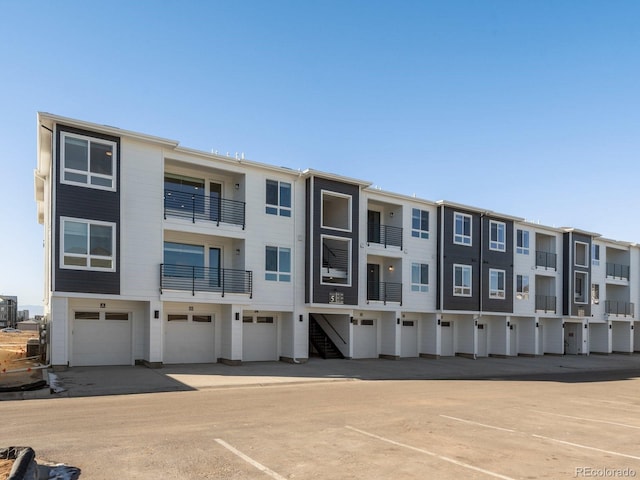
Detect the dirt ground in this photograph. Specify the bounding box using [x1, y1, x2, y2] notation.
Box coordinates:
[0, 331, 42, 388]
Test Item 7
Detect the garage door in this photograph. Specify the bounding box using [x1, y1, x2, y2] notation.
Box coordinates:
[353, 319, 377, 358]
[164, 314, 215, 364]
[243, 316, 278, 361]
[441, 321, 454, 356]
[72, 311, 131, 366]
[401, 320, 418, 357]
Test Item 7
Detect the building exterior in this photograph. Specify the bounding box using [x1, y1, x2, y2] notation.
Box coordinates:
[34, 112, 640, 368]
[0, 296, 18, 329]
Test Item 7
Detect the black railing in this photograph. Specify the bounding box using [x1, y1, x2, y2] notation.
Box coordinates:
[367, 281, 402, 304]
[322, 244, 349, 272]
[535, 251, 557, 270]
[605, 300, 634, 317]
[367, 224, 403, 249]
[535, 295, 556, 313]
[164, 189, 246, 228]
[161, 264, 252, 297]
[606, 263, 630, 280]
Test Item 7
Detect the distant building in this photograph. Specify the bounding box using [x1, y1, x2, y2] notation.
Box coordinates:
[0, 296, 18, 328]
[17, 309, 30, 322]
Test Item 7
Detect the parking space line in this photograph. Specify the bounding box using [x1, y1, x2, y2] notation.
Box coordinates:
[214, 438, 288, 480]
[345, 425, 516, 480]
[531, 410, 640, 430]
[441, 415, 640, 462]
[440, 415, 517, 433]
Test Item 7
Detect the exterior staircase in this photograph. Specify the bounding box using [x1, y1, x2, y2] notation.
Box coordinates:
[309, 315, 345, 359]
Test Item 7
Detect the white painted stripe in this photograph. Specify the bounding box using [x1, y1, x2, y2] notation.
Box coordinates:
[345, 426, 516, 480]
[531, 410, 640, 430]
[214, 439, 288, 480]
[441, 415, 640, 462]
[440, 415, 517, 433]
[531, 434, 640, 461]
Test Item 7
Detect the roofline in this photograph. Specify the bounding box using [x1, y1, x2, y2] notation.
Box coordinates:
[560, 227, 602, 238]
[435, 200, 524, 222]
[301, 168, 372, 187]
[37, 112, 179, 148]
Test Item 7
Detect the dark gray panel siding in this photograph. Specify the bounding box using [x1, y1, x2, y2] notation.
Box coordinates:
[309, 177, 360, 305]
[439, 207, 514, 313]
[54, 125, 120, 295]
[440, 206, 481, 311]
[563, 232, 591, 317]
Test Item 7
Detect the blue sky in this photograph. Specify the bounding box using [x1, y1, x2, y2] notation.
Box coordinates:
[1, 1, 639, 311]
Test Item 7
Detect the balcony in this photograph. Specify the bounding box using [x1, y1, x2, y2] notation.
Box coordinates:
[535, 251, 557, 270]
[367, 224, 403, 249]
[535, 295, 556, 313]
[367, 281, 402, 304]
[164, 189, 245, 228]
[605, 300, 634, 317]
[606, 263, 630, 281]
[161, 264, 252, 297]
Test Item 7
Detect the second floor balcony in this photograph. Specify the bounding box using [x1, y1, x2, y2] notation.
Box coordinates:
[367, 281, 402, 305]
[160, 264, 253, 297]
[535, 251, 557, 271]
[605, 300, 634, 317]
[606, 263, 630, 281]
[535, 294, 557, 313]
[164, 189, 246, 228]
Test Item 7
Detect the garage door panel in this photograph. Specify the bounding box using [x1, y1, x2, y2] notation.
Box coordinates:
[73, 319, 131, 366]
[243, 323, 278, 361]
[165, 321, 215, 364]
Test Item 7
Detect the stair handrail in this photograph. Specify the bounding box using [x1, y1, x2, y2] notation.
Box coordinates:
[315, 313, 347, 345]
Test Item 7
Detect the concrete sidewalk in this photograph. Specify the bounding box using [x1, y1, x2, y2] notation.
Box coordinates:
[4, 353, 640, 400]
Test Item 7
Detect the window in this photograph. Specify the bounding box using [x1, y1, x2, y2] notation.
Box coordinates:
[516, 274, 529, 300]
[489, 221, 506, 251]
[61, 132, 116, 190]
[257, 316, 274, 324]
[321, 236, 350, 285]
[74, 311, 99, 320]
[265, 179, 291, 217]
[167, 314, 188, 322]
[489, 269, 506, 299]
[163, 242, 204, 278]
[322, 191, 351, 231]
[454, 212, 472, 246]
[61, 218, 115, 271]
[453, 264, 472, 296]
[412, 209, 429, 239]
[516, 229, 529, 255]
[591, 284, 599, 305]
[574, 241, 589, 267]
[592, 244, 600, 266]
[105, 312, 128, 321]
[164, 174, 205, 214]
[411, 263, 429, 292]
[193, 315, 212, 323]
[575, 271, 588, 304]
[265, 246, 291, 282]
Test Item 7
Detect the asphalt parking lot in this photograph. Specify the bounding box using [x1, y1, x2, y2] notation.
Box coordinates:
[2, 355, 640, 479]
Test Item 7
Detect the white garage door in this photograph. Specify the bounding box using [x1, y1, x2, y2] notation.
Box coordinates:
[72, 311, 131, 366]
[164, 314, 215, 364]
[353, 319, 377, 358]
[243, 316, 278, 361]
[401, 320, 418, 357]
[441, 321, 454, 356]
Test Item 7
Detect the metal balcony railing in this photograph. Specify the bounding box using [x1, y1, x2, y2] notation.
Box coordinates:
[535, 251, 557, 270]
[367, 224, 403, 249]
[606, 263, 630, 280]
[164, 189, 246, 228]
[367, 281, 402, 304]
[322, 244, 349, 273]
[535, 294, 556, 313]
[605, 300, 634, 317]
[161, 264, 252, 297]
